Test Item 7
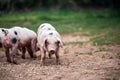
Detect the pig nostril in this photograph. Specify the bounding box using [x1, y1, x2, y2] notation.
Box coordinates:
[50, 50, 55, 54]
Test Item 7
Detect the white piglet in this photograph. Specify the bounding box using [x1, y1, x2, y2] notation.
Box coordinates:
[1, 28, 19, 64]
[37, 23, 63, 65]
[32, 23, 56, 52]
[1, 27, 37, 64]
[10, 27, 37, 59]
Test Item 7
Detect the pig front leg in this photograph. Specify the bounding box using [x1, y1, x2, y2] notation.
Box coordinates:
[5, 48, 12, 63]
[55, 49, 60, 65]
[48, 53, 52, 59]
[11, 48, 19, 64]
[40, 49, 46, 65]
[21, 47, 26, 59]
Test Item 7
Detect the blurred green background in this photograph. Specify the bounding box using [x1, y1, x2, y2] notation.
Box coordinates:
[0, 0, 120, 45]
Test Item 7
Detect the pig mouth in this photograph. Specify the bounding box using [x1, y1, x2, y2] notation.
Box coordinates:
[49, 50, 55, 54]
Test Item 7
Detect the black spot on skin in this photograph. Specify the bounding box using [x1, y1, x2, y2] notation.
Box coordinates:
[41, 25, 45, 28]
[49, 32, 53, 35]
[14, 31, 17, 35]
[48, 28, 51, 30]
[1, 29, 5, 32]
[11, 38, 17, 44]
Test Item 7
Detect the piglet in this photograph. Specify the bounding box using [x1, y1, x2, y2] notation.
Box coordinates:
[10, 27, 37, 59]
[0, 26, 37, 64]
[37, 23, 63, 65]
[1, 28, 19, 64]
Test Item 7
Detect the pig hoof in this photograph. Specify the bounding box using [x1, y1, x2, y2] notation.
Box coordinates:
[13, 60, 19, 65]
[40, 61, 45, 66]
[7, 59, 12, 63]
[31, 54, 37, 58]
[16, 52, 21, 56]
[22, 55, 26, 59]
[57, 63, 60, 65]
[49, 57, 52, 59]
[40, 63, 44, 66]
[56, 61, 61, 65]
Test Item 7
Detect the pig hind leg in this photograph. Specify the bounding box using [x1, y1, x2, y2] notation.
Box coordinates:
[21, 47, 26, 59]
[26, 44, 36, 58]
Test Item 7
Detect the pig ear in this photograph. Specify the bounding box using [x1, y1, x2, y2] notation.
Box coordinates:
[2, 29, 8, 36]
[57, 39, 63, 48]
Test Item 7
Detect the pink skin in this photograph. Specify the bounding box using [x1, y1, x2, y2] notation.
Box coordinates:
[2, 37, 11, 47]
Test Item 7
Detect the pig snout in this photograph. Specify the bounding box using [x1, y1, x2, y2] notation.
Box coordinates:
[48, 46, 56, 54]
[49, 50, 55, 54]
[3, 38, 11, 47]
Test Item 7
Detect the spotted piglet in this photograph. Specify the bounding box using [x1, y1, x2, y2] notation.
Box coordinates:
[1, 27, 37, 64]
[37, 23, 63, 65]
[10, 27, 37, 59]
[1, 28, 19, 64]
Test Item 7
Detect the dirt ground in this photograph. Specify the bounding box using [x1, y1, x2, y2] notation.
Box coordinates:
[0, 32, 120, 80]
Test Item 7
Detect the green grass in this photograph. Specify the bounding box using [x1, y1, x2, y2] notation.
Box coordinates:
[0, 10, 120, 45]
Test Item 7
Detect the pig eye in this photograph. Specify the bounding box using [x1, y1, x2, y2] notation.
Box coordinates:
[55, 41, 60, 45]
[56, 41, 60, 44]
